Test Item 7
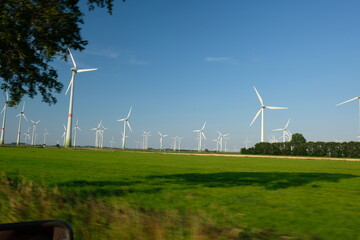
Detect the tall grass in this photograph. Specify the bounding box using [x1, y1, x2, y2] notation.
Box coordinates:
[0, 172, 288, 240]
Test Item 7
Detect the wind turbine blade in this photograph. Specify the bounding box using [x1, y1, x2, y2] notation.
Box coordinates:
[31, 120, 35, 124]
[272, 128, 283, 131]
[253, 87, 264, 105]
[5, 90, 9, 101]
[127, 107, 132, 118]
[284, 118, 291, 129]
[158, 131, 162, 136]
[68, 48, 77, 68]
[22, 101, 25, 112]
[77, 68, 98, 73]
[202, 132, 206, 140]
[63, 124, 66, 131]
[201, 122, 206, 130]
[36, 120, 40, 124]
[266, 106, 288, 110]
[217, 130, 222, 136]
[23, 114, 28, 121]
[65, 75, 74, 95]
[1, 105, 5, 114]
[117, 118, 126, 122]
[336, 96, 360, 106]
[250, 108, 262, 126]
[127, 121, 132, 132]
[193, 130, 200, 133]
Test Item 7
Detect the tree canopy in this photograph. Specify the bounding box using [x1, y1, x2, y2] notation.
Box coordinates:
[0, 0, 124, 106]
[290, 133, 307, 145]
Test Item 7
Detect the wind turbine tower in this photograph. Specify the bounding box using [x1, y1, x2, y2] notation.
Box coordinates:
[117, 107, 132, 149]
[250, 87, 288, 142]
[16, 102, 28, 145]
[43, 128, 49, 146]
[0, 91, 9, 145]
[64, 49, 97, 148]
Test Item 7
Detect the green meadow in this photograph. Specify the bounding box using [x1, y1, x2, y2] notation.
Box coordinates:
[0, 146, 359, 240]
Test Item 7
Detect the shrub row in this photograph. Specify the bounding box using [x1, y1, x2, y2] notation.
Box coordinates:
[241, 141, 360, 158]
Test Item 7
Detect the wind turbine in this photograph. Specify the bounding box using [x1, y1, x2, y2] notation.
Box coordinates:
[73, 119, 81, 148]
[213, 137, 221, 152]
[64, 48, 97, 148]
[99, 123, 107, 148]
[250, 87, 288, 142]
[30, 120, 40, 146]
[62, 124, 67, 146]
[193, 122, 206, 152]
[158, 131, 168, 151]
[109, 137, 116, 149]
[91, 121, 102, 148]
[336, 96, 360, 136]
[273, 118, 291, 142]
[0, 90, 9, 145]
[177, 137, 183, 151]
[16, 102, 28, 145]
[117, 107, 132, 149]
[142, 131, 151, 150]
[223, 136, 230, 152]
[43, 128, 49, 146]
[24, 127, 30, 145]
[172, 136, 178, 151]
[217, 130, 229, 152]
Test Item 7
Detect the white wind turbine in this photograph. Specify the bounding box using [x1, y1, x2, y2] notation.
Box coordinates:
[43, 128, 49, 146]
[217, 130, 229, 152]
[250, 87, 288, 142]
[73, 119, 81, 148]
[16, 102, 28, 145]
[193, 122, 206, 152]
[64, 49, 97, 148]
[99, 123, 107, 148]
[142, 131, 151, 150]
[91, 121, 102, 148]
[109, 136, 116, 149]
[213, 137, 221, 152]
[336, 96, 360, 136]
[158, 131, 168, 151]
[177, 137, 183, 151]
[62, 124, 67, 146]
[223, 136, 230, 152]
[172, 136, 178, 151]
[273, 118, 291, 142]
[0, 90, 9, 145]
[30, 120, 40, 146]
[117, 107, 132, 149]
[24, 127, 30, 145]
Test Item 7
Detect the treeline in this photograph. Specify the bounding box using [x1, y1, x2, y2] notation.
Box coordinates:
[241, 141, 360, 158]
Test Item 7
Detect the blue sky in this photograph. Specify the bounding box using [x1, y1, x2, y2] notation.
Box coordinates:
[3, 0, 360, 150]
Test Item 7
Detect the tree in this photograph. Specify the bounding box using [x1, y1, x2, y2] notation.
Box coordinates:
[289, 133, 306, 145]
[0, 0, 124, 106]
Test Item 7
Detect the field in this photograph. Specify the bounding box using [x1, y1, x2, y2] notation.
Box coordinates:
[0, 146, 359, 240]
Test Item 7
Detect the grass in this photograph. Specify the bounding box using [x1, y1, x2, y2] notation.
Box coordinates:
[0, 146, 359, 239]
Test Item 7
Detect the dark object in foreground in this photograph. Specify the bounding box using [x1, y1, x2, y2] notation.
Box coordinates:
[0, 220, 73, 240]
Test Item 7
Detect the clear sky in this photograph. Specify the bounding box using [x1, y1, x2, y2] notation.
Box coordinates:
[2, 0, 360, 150]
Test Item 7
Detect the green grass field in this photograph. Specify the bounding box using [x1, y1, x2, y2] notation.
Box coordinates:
[0, 146, 359, 240]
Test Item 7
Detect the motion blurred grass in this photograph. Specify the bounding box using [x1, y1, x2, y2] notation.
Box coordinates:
[0, 146, 359, 239]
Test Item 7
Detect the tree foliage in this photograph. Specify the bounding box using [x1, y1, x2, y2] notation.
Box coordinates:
[0, 0, 124, 105]
[241, 139, 360, 158]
